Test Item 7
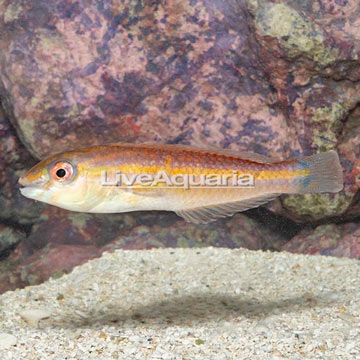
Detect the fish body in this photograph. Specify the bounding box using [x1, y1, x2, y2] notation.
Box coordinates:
[19, 144, 343, 223]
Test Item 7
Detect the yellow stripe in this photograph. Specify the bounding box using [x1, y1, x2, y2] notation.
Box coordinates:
[82, 163, 310, 180]
[165, 155, 172, 173]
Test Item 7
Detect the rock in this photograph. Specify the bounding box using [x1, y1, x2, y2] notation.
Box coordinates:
[0, 255, 26, 294]
[282, 222, 360, 258]
[0, 224, 25, 257]
[18, 308, 51, 327]
[101, 213, 283, 252]
[0, 0, 359, 223]
[0, 106, 44, 225]
[275, 192, 353, 223]
[337, 106, 360, 219]
[17, 244, 101, 286]
[0, 210, 281, 294]
[0, 206, 142, 292]
[0, 166, 45, 225]
[23, 207, 138, 250]
[277, 104, 360, 223]
[21, 207, 284, 254]
[0, 240, 102, 295]
[0, 0, 295, 160]
[248, 0, 360, 221]
[0, 333, 17, 349]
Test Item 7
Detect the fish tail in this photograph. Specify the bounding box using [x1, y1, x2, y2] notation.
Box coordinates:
[295, 150, 343, 194]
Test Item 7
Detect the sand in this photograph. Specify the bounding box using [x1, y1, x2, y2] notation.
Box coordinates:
[0, 247, 359, 359]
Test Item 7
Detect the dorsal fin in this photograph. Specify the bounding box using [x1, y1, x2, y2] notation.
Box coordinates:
[175, 193, 281, 224]
[109, 143, 280, 163]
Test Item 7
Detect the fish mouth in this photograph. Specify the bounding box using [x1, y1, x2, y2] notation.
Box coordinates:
[19, 186, 45, 200]
[18, 177, 46, 200]
[18, 176, 28, 187]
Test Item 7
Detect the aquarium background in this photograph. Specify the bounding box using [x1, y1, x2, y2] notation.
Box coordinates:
[0, 0, 359, 294]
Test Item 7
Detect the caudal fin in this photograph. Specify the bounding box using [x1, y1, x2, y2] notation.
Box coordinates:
[298, 150, 343, 194]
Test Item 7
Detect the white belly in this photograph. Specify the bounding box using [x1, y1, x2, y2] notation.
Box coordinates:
[88, 188, 173, 213]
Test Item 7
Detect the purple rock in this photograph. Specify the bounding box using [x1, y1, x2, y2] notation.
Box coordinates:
[282, 222, 360, 259]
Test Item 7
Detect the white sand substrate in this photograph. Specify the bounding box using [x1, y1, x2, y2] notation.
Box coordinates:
[0, 247, 359, 359]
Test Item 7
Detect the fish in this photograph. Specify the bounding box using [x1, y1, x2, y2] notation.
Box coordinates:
[18, 144, 343, 224]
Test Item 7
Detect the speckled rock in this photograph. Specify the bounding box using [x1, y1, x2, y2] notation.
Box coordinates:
[23, 207, 137, 250]
[0, 242, 101, 294]
[282, 222, 360, 258]
[0, 256, 24, 294]
[0, 0, 359, 223]
[0, 207, 138, 292]
[0, 210, 281, 294]
[0, 225, 24, 258]
[1, 0, 295, 159]
[101, 213, 283, 252]
[248, 0, 360, 221]
[0, 107, 44, 224]
[276, 101, 360, 222]
[337, 106, 360, 219]
[18, 244, 101, 286]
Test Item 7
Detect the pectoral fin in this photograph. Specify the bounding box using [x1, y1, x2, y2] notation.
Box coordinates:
[123, 187, 164, 197]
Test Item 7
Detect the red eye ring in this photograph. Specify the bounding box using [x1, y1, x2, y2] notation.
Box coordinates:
[50, 161, 74, 182]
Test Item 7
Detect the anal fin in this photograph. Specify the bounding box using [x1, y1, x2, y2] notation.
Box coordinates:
[175, 193, 280, 224]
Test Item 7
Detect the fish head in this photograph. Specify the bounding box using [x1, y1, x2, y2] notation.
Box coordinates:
[18, 153, 97, 212]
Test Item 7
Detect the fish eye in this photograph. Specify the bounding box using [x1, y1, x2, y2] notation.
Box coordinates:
[56, 168, 66, 178]
[50, 161, 74, 182]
